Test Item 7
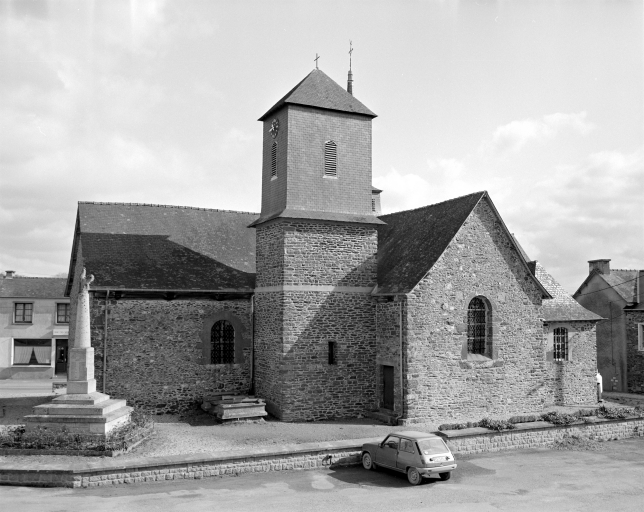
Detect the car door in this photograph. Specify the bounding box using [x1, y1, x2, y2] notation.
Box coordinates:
[396, 437, 418, 470]
[376, 435, 400, 469]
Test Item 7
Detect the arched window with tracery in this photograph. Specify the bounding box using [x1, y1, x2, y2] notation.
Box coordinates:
[553, 327, 568, 361]
[467, 297, 488, 355]
[211, 320, 235, 364]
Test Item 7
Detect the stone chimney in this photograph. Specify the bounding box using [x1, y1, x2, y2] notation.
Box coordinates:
[4, 270, 15, 279]
[589, 259, 611, 275]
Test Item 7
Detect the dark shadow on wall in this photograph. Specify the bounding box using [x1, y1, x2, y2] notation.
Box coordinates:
[81, 233, 256, 290]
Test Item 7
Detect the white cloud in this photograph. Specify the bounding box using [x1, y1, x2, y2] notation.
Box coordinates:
[481, 111, 595, 156]
[373, 168, 433, 214]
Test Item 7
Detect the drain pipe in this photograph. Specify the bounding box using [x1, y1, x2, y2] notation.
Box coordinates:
[399, 297, 404, 422]
[250, 294, 255, 394]
[103, 289, 109, 393]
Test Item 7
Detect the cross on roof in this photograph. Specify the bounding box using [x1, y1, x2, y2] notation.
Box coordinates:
[314, 53, 320, 69]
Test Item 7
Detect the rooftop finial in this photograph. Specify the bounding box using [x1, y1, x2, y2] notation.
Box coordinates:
[314, 53, 320, 70]
[347, 41, 354, 95]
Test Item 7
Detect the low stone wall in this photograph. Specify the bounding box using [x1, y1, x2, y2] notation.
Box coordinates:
[440, 417, 644, 455]
[2, 418, 644, 488]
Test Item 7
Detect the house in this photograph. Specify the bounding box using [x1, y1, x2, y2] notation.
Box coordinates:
[574, 259, 644, 393]
[0, 272, 70, 379]
[65, 68, 601, 422]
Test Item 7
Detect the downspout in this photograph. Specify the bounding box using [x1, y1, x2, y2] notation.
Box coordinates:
[103, 289, 109, 394]
[250, 294, 254, 395]
[399, 297, 404, 422]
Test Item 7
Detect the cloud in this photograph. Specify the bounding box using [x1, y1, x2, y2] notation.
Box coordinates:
[373, 168, 433, 214]
[481, 112, 595, 156]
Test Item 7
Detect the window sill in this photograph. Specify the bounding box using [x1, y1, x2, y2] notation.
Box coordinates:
[271, 176, 278, 181]
[323, 175, 338, 180]
[12, 365, 52, 368]
[12, 323, 33, 325]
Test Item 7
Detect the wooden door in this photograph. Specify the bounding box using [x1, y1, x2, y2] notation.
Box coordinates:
[383, 365, 394, 410]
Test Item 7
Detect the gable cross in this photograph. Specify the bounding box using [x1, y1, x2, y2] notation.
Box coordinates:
[314, 53, 320, 69]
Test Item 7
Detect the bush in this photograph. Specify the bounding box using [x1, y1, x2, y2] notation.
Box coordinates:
[478, 418, 515, 431]
[540, 411, 579, 425]
[508, 414, 540, 424]
[597, 406, 633, 420]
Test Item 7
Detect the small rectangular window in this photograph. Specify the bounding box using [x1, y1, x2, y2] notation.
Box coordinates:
[15, 303, 33, 323]
[56, 303, 70, 324]
[371, 198, 376, 212]
[328, 341, 337, 365]
[638, 324, 644, 352]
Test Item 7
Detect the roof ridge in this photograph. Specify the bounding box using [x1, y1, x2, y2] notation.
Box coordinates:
[2, 276, 66, 280]
[379, 191, 486, 217]
[612, 268, 640, 272]
[78, 201, 259, 215]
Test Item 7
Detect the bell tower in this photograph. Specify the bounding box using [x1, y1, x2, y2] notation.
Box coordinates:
[252, 69, 382, 421]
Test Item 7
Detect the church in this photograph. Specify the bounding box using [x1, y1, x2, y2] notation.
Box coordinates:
[65, 68, 601, 424]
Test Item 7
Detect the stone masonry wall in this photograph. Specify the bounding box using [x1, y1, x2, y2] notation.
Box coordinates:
[89, 297, 252, 414]
[254, 219, 378, 421]
[544, 321, 597, 405]
[403, 197, 551, 424]
[375, 298, 404, 414]
[626, 311, 644, 393]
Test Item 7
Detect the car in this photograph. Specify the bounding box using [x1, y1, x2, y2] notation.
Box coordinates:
[361, 431, 457, 485]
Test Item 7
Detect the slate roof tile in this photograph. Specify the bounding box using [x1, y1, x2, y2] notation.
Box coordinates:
[601, 270, 639, 303]
[70, 203, 258, 292]
[259, 69, 376, 120]
[0, 277, 67, 298]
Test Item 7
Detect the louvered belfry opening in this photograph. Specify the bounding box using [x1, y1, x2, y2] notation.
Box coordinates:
[467, 297, 487, 355]
[553, 327, 568, 361]
[211, 320, 235, 364]
[324, 140, 337, 177]
[271, 141, 277, 178]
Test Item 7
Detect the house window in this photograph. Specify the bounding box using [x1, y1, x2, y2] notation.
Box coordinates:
[56, 303, 70, 324]
[271, 141, 277, 178]
[638, 324, 644, 352]
[13, 339, 51, 366]
[324, 140, 337, 177]
[467, 297, 487, 355]
[211, 320, 235, 364]
[328, 341, 337, 364]
[553, 327, 569, 361]
[14, 303, 33, 323]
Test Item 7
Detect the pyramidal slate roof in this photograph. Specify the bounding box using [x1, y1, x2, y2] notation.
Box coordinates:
[259, 69, 376, 121]
[532, 262, 602, 322]
[0, 277, 67, 298]
[66, 203, 258, 294]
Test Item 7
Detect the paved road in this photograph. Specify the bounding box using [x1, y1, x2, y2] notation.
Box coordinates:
[2, 438, 644, 512]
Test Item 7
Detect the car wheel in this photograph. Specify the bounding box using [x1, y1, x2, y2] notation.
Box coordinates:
[439, 472, 451, 481]
[362, 452, 375, 470]
[407, 467, 422, 485]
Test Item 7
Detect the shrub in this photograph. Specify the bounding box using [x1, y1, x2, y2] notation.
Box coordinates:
[508, 415, 540, 424]
[597, 406, 633, 420]
[478, 418, 515, 431]
[540, 412, 579, 425]
[553, 433, 605, 452]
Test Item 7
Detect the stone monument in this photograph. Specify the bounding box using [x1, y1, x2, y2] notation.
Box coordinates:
[25, 269, 132, 435]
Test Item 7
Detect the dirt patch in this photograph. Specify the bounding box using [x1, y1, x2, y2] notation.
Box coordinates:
[552, 433, 607, 451]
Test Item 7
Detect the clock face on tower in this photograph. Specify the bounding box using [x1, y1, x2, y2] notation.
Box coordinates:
[269, 118, 279, 138]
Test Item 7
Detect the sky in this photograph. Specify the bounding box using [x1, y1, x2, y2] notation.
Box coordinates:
[0, 0, 642, 293]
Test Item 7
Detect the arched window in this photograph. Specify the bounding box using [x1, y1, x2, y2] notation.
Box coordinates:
[324, 140, 337, 177]
[553, 327, 568, 361]
[467, 297, 487, 355]
[271, 141, 277, 178]
[211, 320, 235, 364]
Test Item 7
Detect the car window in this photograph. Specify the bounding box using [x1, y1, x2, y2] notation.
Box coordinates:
[399, 438, 415, 454]
[416, 438, 449, 455]
[384, 436, 399, 449]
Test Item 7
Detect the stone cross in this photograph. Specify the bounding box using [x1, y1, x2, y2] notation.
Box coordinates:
[314, 53, 320, 69]
[74, 268, 94, 349]
[68, 267, 96, 394]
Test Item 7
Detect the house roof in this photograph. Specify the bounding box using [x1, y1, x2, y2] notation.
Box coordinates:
[66, 203, 258, 295]
[375, 191, 551, 297]
[533, 262, 602, 322]
[0, 277, 67, 299]
[259, 69, 377, 121]
[573, 269, 640, 304]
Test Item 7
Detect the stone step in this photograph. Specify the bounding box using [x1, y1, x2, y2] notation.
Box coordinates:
[32, 399, 127, 416]
[24, 405, 133, 425]
[51, 392, 111, 406]
[365, 409, 400, 426]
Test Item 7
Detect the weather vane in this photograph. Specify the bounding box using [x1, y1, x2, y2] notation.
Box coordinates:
[349, 40, 353, 71]
[314, 53, 320, 69]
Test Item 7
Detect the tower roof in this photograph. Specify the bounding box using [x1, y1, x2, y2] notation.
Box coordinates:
[259, 69, 377, 121]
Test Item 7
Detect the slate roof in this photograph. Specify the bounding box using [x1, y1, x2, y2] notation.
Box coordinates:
[66, 203, 258, 294]
[259, 69, 377, 121]
[0, 277, 67, 298]
[533, 262, 602, 322]
[600, 270, 639, 303]
[374, 191, 550, 297]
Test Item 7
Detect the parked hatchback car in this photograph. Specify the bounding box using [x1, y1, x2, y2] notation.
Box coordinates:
[361, 431, 456, 485]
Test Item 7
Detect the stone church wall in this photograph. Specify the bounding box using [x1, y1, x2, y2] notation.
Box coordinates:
[402, 198, 552, 424]
[88, 297, 252, 414]
[544, 321, 597, 405]
[375, 298, 405, 415]
[254, 219, 378, 421]
[626, 311, 644, 393]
